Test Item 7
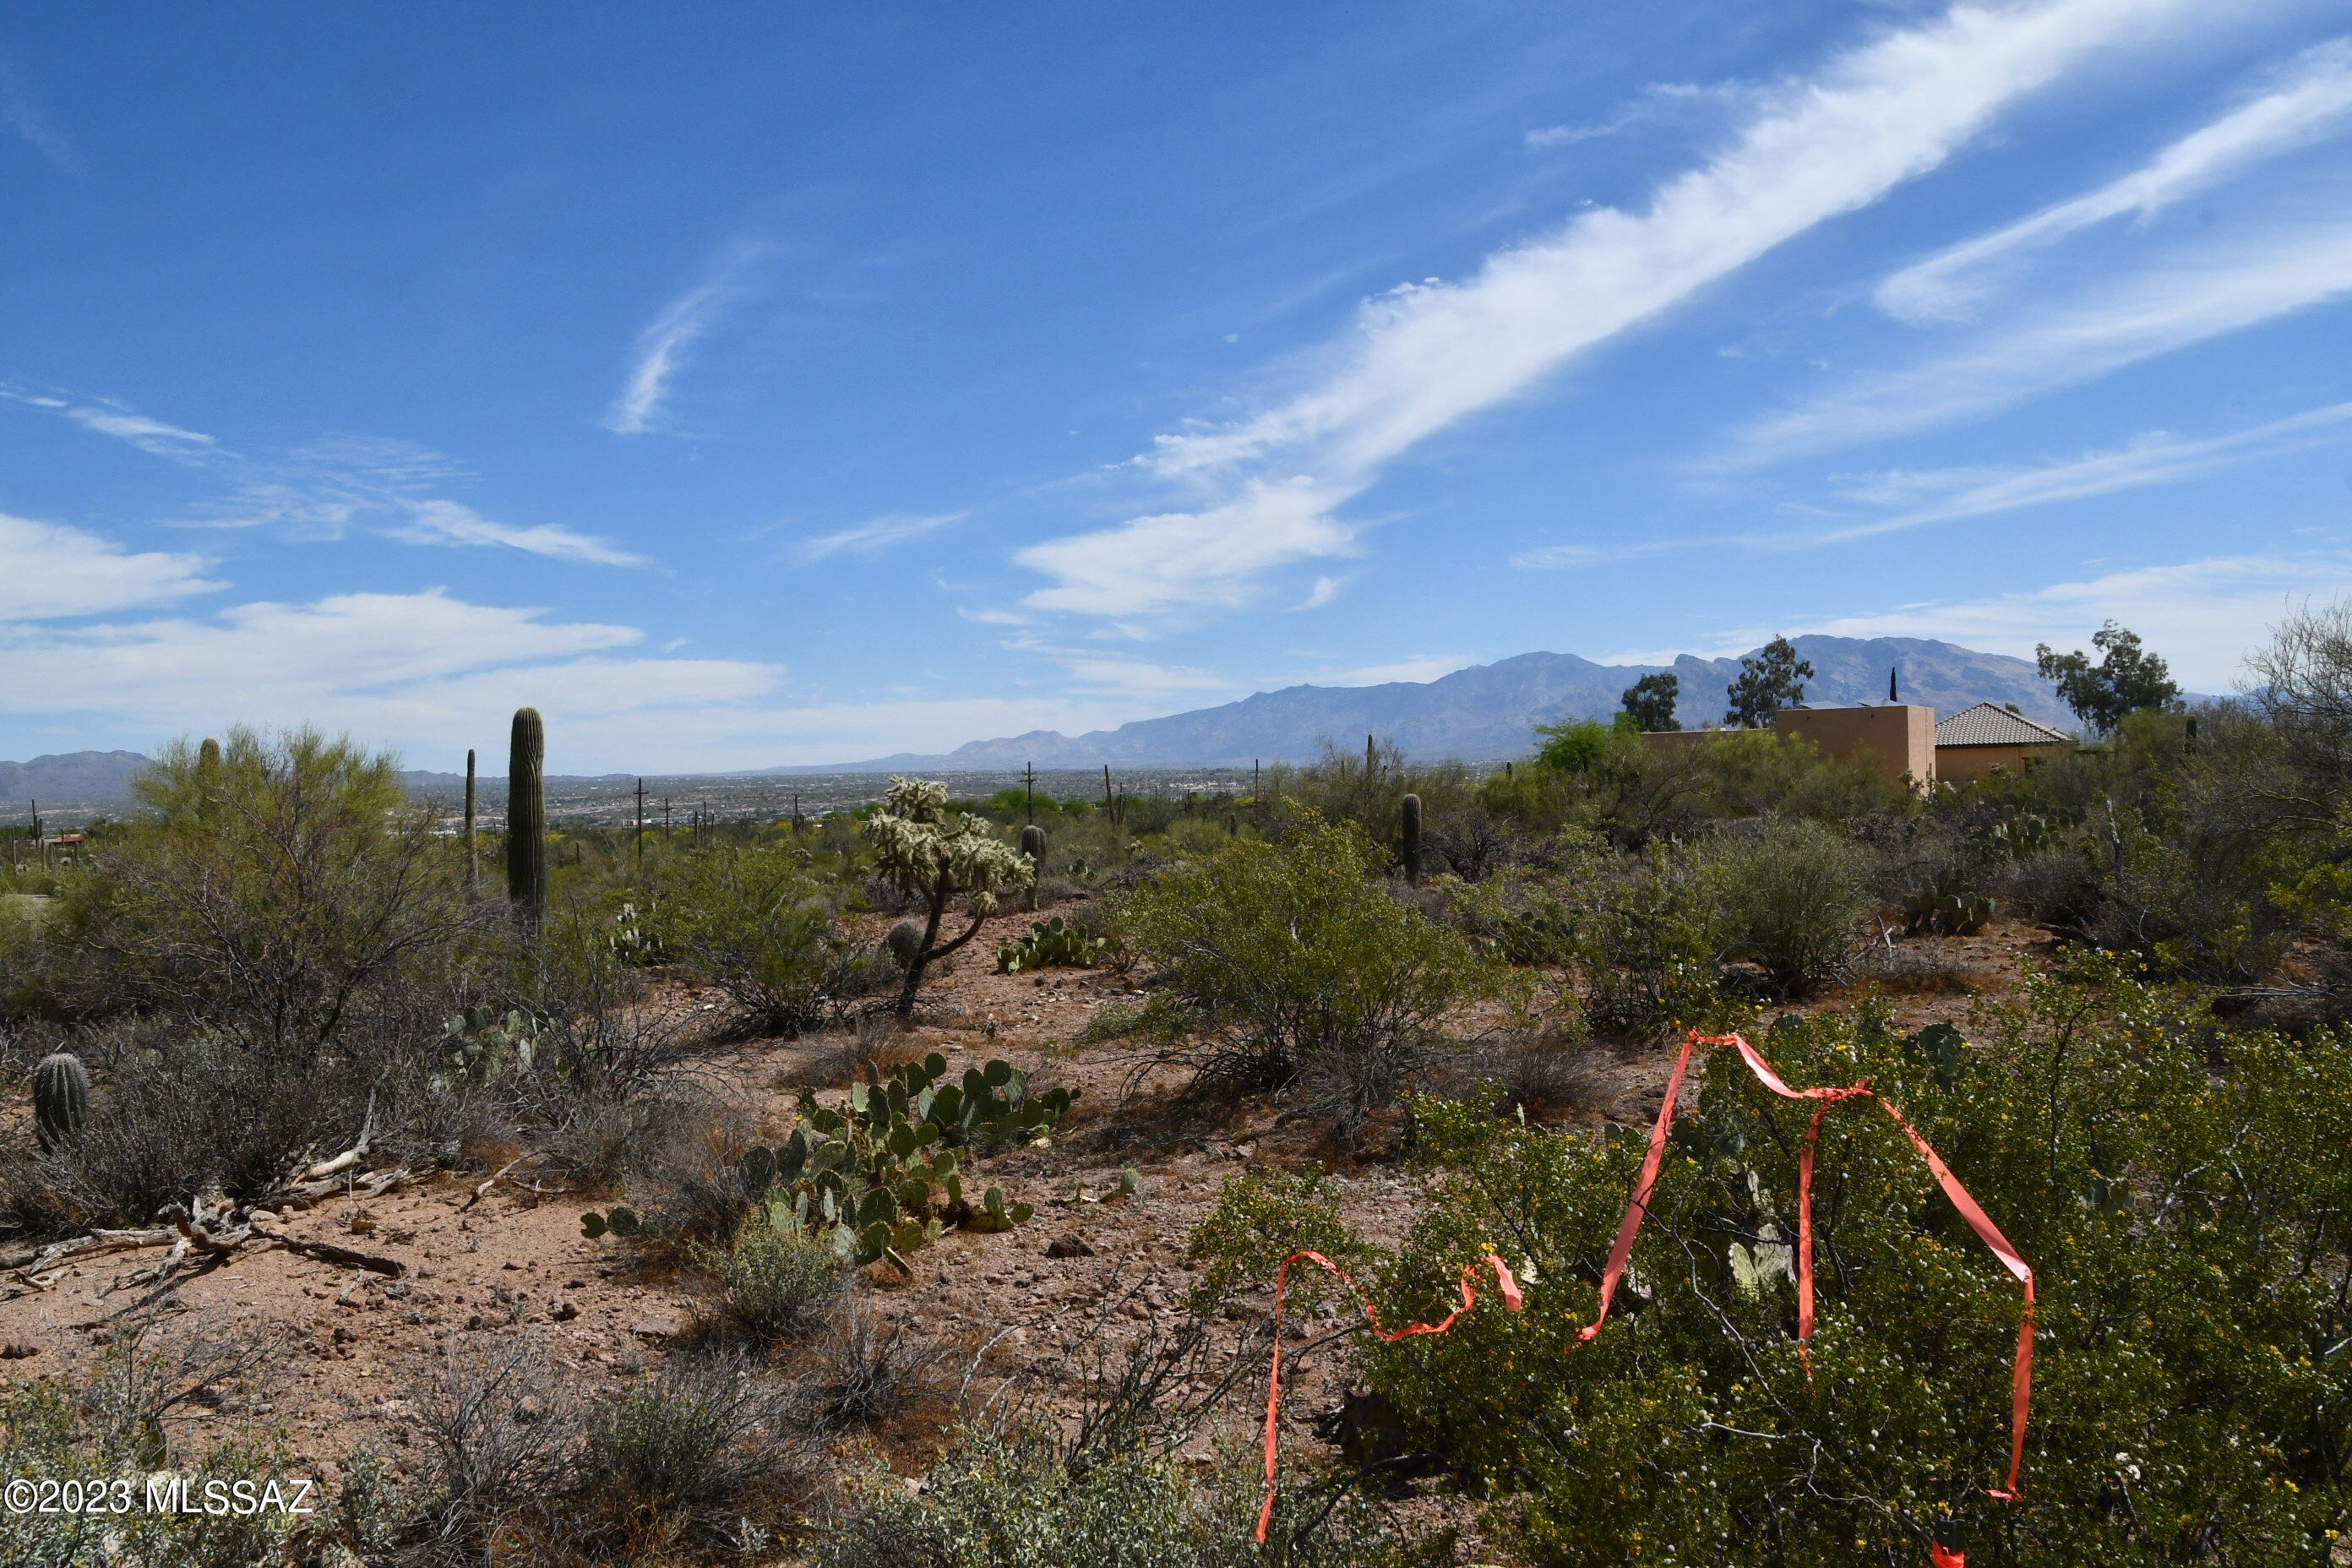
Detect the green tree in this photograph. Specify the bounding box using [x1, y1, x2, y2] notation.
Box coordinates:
[1533, 718, 1625, 775]
[1621, 671, 1680, 732]
[59, 727, 471, 1054]
[2034, 619, 2180, 736]
[1723, 635, 1814, 728]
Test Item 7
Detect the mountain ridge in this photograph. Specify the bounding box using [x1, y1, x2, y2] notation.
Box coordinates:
[745, 636, 2075, 773]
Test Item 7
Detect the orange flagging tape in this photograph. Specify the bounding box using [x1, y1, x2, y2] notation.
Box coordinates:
[1254, 1030, 2034, 1566]
[1577, 1031, 2034, 1512]
[1254, 1249, 1522, 1543]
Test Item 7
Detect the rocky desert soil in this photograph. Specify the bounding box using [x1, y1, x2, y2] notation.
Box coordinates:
[0, 900, 2046, 1557]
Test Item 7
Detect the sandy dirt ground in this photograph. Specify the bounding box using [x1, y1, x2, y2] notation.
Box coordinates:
[0, 901, 2046, 1555]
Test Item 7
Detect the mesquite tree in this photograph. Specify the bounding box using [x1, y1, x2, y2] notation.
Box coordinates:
[863, 777, 1031, 1016]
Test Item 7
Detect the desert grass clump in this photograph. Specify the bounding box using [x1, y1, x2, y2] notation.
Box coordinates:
[581, 1349, 810, 1544]
[706, 1216, 847, 1341]
[814, 1424, 1429, 1568]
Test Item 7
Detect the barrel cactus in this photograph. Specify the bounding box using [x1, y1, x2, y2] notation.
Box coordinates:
[506, 707, 547, 926]
[885, 917, 924, 971]
[1401, 792, 1423, 886]
[34, 1052, 89, 1154]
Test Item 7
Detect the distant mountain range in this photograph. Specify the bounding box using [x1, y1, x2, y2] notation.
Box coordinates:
[0, 750, 154, 805]
[0, 638, 2081, 803]
[749, 635, 2077, 773]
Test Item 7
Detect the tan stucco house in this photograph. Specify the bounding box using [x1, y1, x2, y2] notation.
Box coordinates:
[1932, 702, 2072, 784]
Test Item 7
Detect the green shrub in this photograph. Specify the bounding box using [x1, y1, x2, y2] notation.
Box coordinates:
[1690, 816, 1872, 996]
[1185, 1167, 1372, 1314]
[645, 844, 863, 1034]
[1565, 848, 1725, 1039]
[1115, 814, 1510, 1127]
[1364, 957, 2352, 1565]
[582, 1352, 804, 1529]
[814, 1427, 1438, 1568]
[705, 1214, 847, 1339]
[35, 727, 477, 1051]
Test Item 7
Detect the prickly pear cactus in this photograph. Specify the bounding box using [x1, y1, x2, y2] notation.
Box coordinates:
[440, 1006, 542, 1084]
[33, 1052, 88, 1155]
[646, 1051, 1071, 1270]
[1901, 874, 1994, 937]
[996, 916, 1112, 974]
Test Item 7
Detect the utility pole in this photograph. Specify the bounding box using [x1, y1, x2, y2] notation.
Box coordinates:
[1022, 761, 1037, 825]
[662, 797, 672, 839]
[634, 778, 646, 876]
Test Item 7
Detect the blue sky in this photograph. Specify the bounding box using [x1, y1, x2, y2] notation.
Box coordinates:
[3, 0, 2350, 772]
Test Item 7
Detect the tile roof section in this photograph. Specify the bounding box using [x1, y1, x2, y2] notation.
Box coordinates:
[1934, 701, 2072, 748]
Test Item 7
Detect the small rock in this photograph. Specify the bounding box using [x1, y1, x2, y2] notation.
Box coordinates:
[1044, 1233, 1095, 1259]
[551, 1301, 580, 1322]
[331, 1326, 357, 1345]
[0, 1343, 39, 1361]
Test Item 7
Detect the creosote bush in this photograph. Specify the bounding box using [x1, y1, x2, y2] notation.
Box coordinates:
[1689, 815, 1873, 997]
[1115, 813, 1511, 1130]
[1362, 957, 2352, 1565]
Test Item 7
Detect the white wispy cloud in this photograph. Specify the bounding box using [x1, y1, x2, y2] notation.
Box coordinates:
[3, 390, 220, 462]
[1736, 215, 2352, 462]
[800, 511, 968, 560]
[388, 499, 651, 567]
[1017, 0, 2209, 620]
[605, 240, 771, 436]
[1511, 537, 1693, 570]
[0, 390, 646, 566]
[1802, 400, 2352, 541]
[1520, 400, 2352, 569]
[0, 584, 1175, 772]
[1293, 575, 1344, 610]
[63, 406, 218, 460]
[1522, 81, 1751, 150]
[0, 512, 222, 622]
[1880, 37, 2352, 322]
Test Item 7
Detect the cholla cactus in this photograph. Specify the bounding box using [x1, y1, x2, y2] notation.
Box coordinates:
[863, 777, 1032, 1015]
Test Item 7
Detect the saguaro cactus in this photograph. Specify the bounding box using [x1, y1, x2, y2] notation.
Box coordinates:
[34, 1052, 88, 1154]
[1020, 823, 1047, 911]
[196, 737, 221, 823]
[463, 747, 478, 895]
[507, 708, 547, 926]
[1401, 792, 1423, 886]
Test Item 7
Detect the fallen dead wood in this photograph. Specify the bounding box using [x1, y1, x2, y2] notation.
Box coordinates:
[249, 1227, 406, 1277]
